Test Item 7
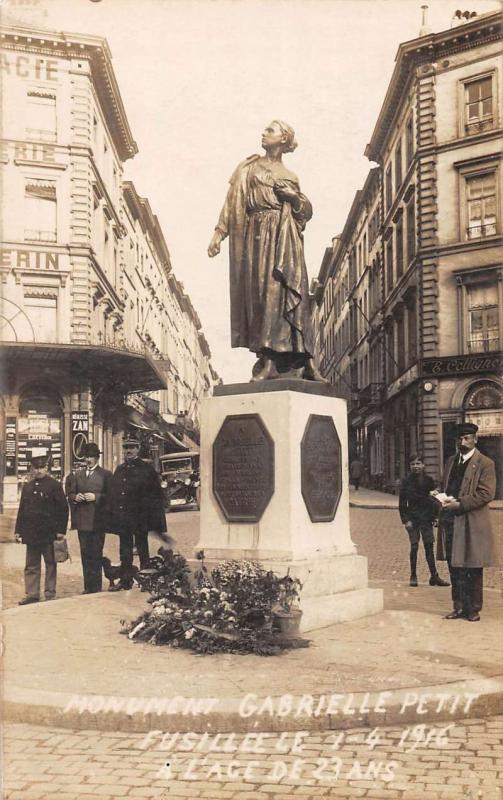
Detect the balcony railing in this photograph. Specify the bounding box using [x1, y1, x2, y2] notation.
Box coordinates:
[467, 223, 497, 239]
[468, 334, 500, 354]
[25, 128, 57, 143]
[24, 229, 57, 242]
[465, 117, 494, 134]
[358, 382, 385, 409]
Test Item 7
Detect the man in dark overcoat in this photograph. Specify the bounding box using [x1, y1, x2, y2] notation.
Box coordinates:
[436, 422, 500, 622]
[66, 442, 112, 594]
[107, 436, 167, 589]
[15, 450, 69, 605]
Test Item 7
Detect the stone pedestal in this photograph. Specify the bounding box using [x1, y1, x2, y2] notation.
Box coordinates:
[196, 380, 383, 632]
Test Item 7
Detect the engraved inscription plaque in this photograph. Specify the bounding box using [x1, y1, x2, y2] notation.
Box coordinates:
[301, 414, 342, 522]
[213, 414, 274, 523]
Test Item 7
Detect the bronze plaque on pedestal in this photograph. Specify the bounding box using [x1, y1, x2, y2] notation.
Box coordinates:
[213, 414, 274, 523]
[301, 414, 342, 522]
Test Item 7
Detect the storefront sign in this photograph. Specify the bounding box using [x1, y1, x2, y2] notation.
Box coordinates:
[71, 412, 89, 469]
[0, 52, 58, 81]
[213, 414, 274, 523]
[422, 353, 502, 377]
[0, 248, 59, 270]
[17, 411, 62, 478]
[301, 414, 342, 522]
[5, 417, 17, 477]
[1, 139, 56, 164]
[386, 364, 419, 400]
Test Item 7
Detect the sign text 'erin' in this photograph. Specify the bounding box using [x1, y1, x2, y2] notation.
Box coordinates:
[1, 249, 59, 270]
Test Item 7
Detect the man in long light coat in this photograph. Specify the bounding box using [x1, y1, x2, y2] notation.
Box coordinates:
[436, 423, 500, 622]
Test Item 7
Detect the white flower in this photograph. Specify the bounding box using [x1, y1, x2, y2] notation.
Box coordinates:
[204, 610, 213, 618]
[128, 621, 146, 639]
[184, 628, 196, 640]
[153, 606, 166, 616]
[219, 592, 228, 601]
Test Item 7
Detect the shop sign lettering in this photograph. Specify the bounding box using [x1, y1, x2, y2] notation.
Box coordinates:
[1, 139, 56, 163]
[422, 354, 502, 377]
[0, 52, 58, 81]
[0, 249, 59, 270]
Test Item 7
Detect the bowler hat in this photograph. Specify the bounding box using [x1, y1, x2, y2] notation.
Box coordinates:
[454, 422, 478, 436]
[83, 442, 101, 457]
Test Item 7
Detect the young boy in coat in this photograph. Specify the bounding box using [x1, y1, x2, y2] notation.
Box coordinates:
[399, 454, 449, 588]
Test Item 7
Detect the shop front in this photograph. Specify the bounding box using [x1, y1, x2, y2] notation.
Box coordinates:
[441, 379, 503, 499]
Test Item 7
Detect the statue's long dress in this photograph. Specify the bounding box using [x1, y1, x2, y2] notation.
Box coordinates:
[216, 156, 314, 358]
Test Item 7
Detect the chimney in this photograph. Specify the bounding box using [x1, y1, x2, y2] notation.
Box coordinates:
[419, 4, 432, 37]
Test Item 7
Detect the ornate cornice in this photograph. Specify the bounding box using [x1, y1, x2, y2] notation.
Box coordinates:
[0, 25, 138, 162]
[365, 11, 503, 162]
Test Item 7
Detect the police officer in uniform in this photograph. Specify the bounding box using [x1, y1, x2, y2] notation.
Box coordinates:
[15, 449, 69, 605]
[108, 435, 167, 590]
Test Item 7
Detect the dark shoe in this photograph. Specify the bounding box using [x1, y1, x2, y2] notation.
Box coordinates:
[429, 575, 450, 587]
[466, 613, 480, 622]
[18, 597, 38, 606]
[409, 576, 418, 587]
[108, 583, 123, 592]
[444, 610, 465, 619]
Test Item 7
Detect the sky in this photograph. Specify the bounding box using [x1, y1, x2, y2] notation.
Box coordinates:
[4, 0, 501, 383]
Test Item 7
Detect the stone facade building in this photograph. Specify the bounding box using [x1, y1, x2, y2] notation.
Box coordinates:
[0, 24, 218, 507]
[314, 9, 502, 496]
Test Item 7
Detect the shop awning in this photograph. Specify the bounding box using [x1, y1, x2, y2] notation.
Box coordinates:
[0, 342, 167, 393]
[122, 408, 199, 453]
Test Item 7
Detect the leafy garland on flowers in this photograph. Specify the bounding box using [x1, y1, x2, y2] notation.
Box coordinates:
[121, 549, 308, 656]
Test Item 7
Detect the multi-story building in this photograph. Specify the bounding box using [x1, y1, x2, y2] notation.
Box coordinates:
[315, 9, 502, 496]
[0, 24, 218, 506]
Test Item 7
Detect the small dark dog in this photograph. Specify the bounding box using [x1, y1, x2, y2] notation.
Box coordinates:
[102, 557, 138, 590]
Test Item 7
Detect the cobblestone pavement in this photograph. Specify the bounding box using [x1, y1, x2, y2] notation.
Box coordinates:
[350, 509, 503, 591]
[3, 717, 503, 799]
[2, 508, 501, 609]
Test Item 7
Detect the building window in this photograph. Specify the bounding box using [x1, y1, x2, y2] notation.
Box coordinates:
[24, 296, 58, 342]
[396, 216, 404, 279]
[395, 141, 402, 190]
[26, 90, 56, 142]
[386, 237, 393, 295]
[407, 298, 417, 364]
[385, 164, 392, 211]
[406, 198, 416, 264]
[396, 314, 405, 373]
[386, 324, 395, 383]
[464, 75, 494, 134]
[24, 180, 57, 242]
[466, 172, 497, 239]
[406, 115, 414, 166]
[467, 283, 500, 353]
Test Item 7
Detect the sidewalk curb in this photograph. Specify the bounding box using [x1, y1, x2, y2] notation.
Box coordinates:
[4, 676, 503, 734]
[349, 501, 398, 509]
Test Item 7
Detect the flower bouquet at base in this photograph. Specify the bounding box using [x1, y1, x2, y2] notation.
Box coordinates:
[121, 550, 310, 656]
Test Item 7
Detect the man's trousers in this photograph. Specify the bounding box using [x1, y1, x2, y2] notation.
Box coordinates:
[444, 523, 483, 614]
[78, 531, 105, 593]
[24, 542, 57, 600]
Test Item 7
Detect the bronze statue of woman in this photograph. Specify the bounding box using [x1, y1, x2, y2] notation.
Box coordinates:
[208, 120, 325, 383]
